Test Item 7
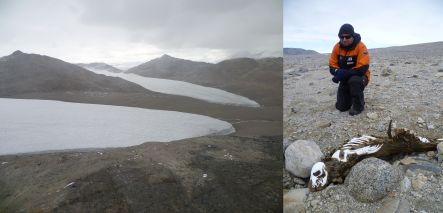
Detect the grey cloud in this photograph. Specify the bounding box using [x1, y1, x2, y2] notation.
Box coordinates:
[77, 0, 282, 54]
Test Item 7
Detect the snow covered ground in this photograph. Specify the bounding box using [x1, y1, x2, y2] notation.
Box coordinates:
[0, 98, 235, 155]
[84, 67, 260, 107]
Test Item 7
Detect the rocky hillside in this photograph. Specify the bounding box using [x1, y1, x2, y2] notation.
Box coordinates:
[0, 135, 282, 212]
[76, 62, 123, 73]
[283, 48, 319, 55]
[283, 42, 443, 212]
[126, 54, 213, 80]
[0, 51, 148, 96]
[126, 55, 282, 106]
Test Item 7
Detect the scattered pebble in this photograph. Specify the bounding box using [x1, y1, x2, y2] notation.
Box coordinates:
[367, 112, 378, 119]
[64, 182, 76, 189]
[411, 174, 427, 191]
[401, 157, 417, 165]
[284, 47, 443, 212]
[316, 121, 331, 128]
[427, 151, 436, 157]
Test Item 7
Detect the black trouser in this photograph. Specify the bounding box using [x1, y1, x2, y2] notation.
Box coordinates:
[336, 75, 368, 112]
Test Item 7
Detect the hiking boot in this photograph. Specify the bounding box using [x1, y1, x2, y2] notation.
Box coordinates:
[349, 107, 363, 116]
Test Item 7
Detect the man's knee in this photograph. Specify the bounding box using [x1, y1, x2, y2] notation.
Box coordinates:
[347, 76, 364, 96]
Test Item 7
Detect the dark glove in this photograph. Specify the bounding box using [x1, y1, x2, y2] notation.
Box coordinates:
[329, 68, 337, 76]
[332, 68, 347, 83]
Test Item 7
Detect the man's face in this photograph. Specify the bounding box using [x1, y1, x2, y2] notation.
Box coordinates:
[340, 34, 354, 46]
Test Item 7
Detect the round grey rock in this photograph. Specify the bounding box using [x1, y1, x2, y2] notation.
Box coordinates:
[345, 157, 403, 203]
[285, 140, 323, 178]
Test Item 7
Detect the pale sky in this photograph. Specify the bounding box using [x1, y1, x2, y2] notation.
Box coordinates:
[0, 0, 282, 69]
[284, 0, 443, 53]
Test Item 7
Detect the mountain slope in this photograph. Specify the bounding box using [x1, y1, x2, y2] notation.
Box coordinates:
[76, 62, 122, 73]
[283, 48, 319, 55]
[126, 55, 282, 106]
[0, 51, 148, 96]
[127, 54, 213, 80]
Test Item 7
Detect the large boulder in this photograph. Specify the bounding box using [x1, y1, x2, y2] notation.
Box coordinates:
[345, 157, 403, 203]
[285, 140, 323, 178]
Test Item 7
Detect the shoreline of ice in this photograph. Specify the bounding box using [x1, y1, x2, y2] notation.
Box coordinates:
[0, 98, 235, 155]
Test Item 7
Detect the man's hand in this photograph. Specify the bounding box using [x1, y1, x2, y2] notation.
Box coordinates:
[332, 68, 347, 83]
[329, 68, 337, 76]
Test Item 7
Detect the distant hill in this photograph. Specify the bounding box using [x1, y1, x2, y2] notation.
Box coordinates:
[369, 41, 443, 56]
[127, 54, 213, 80]
[283, 48, 319, 55]
[76, 62, 122, 73]
[0, 51, 148, 96]
[125, 55, 282, 106]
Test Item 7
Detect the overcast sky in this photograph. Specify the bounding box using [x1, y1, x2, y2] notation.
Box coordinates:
[0, 0, 281, 68]
[284, 0, 443, 53]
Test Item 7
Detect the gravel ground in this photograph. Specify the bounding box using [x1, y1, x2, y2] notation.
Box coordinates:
[283, 42, 443, 212]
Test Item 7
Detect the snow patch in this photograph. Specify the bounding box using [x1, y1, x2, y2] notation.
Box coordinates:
[85, 68, 260, 107]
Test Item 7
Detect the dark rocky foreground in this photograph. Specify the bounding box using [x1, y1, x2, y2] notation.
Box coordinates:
[0, 135, 282, 212]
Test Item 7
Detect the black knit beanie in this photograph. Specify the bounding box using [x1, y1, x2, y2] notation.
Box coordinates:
[338, 24, 354, 37]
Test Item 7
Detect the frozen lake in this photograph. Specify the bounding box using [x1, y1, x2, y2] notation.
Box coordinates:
[84, 67, 260, 107]
[0, 98, 235, 155]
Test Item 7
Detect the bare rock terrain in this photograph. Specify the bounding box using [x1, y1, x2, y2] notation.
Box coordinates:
[0, 51, 283, 212]
[283, 42, 443, 212]
[0, 136, 282, 212]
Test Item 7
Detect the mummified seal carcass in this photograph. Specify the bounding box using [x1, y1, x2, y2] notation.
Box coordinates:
[308, 121, 442, 192]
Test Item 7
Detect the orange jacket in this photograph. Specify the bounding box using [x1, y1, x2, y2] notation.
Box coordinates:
[329, 40, 371, 81]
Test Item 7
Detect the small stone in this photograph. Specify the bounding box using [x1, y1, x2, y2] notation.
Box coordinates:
[366, 112, 378, 119]
[426, 151, 436, 157]
[417, 117, 425, 124]
[309, 82, 314, 86]
[397, 198, 411, 213]
[291, 107, 297, 113]
[437, 142, 443, 155]
[400, 157, 416, 165]
[435, 72, 443, 77]
[411, 174, 427, 191]
[310, 200, 320, 208]
[376, 197, 400, 213]
[283, 188, 308, 213]
[316, 120, 331, 128]
[407, 161, 443, 174]
[293, 177, 306, 185]
[400, 177, 411, 193]
[64, 182, 76, 189]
